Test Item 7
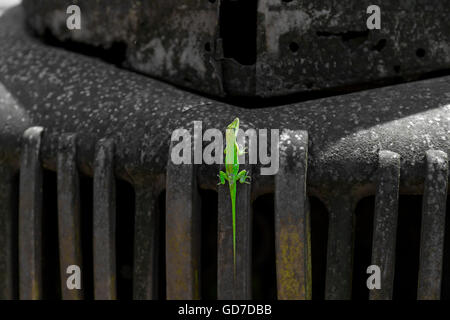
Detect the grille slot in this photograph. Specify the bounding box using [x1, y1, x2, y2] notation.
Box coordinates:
[114, 179, 135, 300]
[132, 186, 160, 299]
[324, 194, 354, 299]
[199, 189, 218, 300]
[394, 195, 422, 299]
[0, 165, 19, 299]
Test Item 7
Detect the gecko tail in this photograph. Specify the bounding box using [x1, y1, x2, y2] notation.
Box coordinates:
[230, 184, 237, 281]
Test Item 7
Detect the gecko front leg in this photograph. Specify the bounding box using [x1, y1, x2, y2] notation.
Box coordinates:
[235, 143, 247, 156]
[218, 171, 228, 185]
[236, 170, 251, 184]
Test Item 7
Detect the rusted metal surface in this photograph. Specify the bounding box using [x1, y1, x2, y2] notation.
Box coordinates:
[2, 7, 450, 198]
[369, 150, 400, 300]
[0, 164, 17, 299]
[22, 0, 450, 97]
[255, 1, 450, 97]
[274, 130, 311, 300]
[23, 0, 223, 97]
[18, 126, 44, 300]
[2, 7, 450, 300]
[217, 164, 252, 300]
[93, 139, 117, 300]
[133, 185, 160, 300]
[324, 194, 355, 300]
[165, 141, 201, 300]
[417, 150, 448, 300]
[57, 133, 84, 300]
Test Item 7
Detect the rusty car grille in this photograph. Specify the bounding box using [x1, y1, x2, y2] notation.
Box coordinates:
[0, 126, 448, 300]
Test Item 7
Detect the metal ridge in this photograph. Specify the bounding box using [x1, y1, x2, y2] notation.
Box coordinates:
[0, 7, 449, 202]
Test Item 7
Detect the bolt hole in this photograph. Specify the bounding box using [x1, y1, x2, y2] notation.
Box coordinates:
[282, 0, 293, 2]
[372, 39, 387, 52]
[416, 48, 426, 58]
[305, 81, 314, 89]
[289, 42, 299, 53]
[394, 65, 401, 73]
[208, 0, 216, 3]
[204, 42, 211, 52]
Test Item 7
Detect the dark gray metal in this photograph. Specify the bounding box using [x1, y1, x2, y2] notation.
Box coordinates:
[57, 133, 84, 300]
[417, 150, 448, 300]
[0, 164, 17, 299]
[18, 126, 44, 300]
[133, 185, 160, 300]
[22, 0, 223, 97]
[165, 141, 201, 300]
[93, 139, 117, 300]
[217, 163, 252, 300]
[3, 7, 450, 300]
[255, 1, 450, 97]
[369, 150, 400, 300]
[2, 7, 450, 199]
[274, 130, 311, 300]
[22, 0, 450, 97]
[324, 194, 355, 300]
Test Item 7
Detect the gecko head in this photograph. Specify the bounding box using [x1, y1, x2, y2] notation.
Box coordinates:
[227, 118, 240, 130]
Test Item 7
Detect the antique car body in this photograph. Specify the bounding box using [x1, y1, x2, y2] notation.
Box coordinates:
[0, 1, 449, 300]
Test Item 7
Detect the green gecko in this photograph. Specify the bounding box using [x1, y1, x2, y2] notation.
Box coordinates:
[218, 118, 251, 276]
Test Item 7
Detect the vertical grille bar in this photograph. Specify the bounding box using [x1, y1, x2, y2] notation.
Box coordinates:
[133, 185, 159, 299]
[218, 163, 252, 299]
[369, 150, 400, 300]
[274, 130, 311, 300]
[0, 165, 17, 299]
[417, 150, 448, 300]
[93, 139, 117, 300]
[19, 126, 44, 300]
[324, 194, 354, 300]
[166, 140, 200, 299]
[57, 134, 84, 300]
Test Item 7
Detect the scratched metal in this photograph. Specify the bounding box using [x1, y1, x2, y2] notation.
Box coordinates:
[369, 150, 400, 300]
[274, 130, 311, 300]
[133, 185, 160, 300]
[417, 150, 448, 300]
[18, 127, 44, 300]
[57, 133, 84, 300]
[93, 139, 117, 300]
[0, 164, 17, 299]
[217, 163, 252, 300]
[165, 140, 201, 300]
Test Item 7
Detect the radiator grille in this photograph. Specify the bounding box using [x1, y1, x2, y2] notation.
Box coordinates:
[0, 126, 448, 300]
